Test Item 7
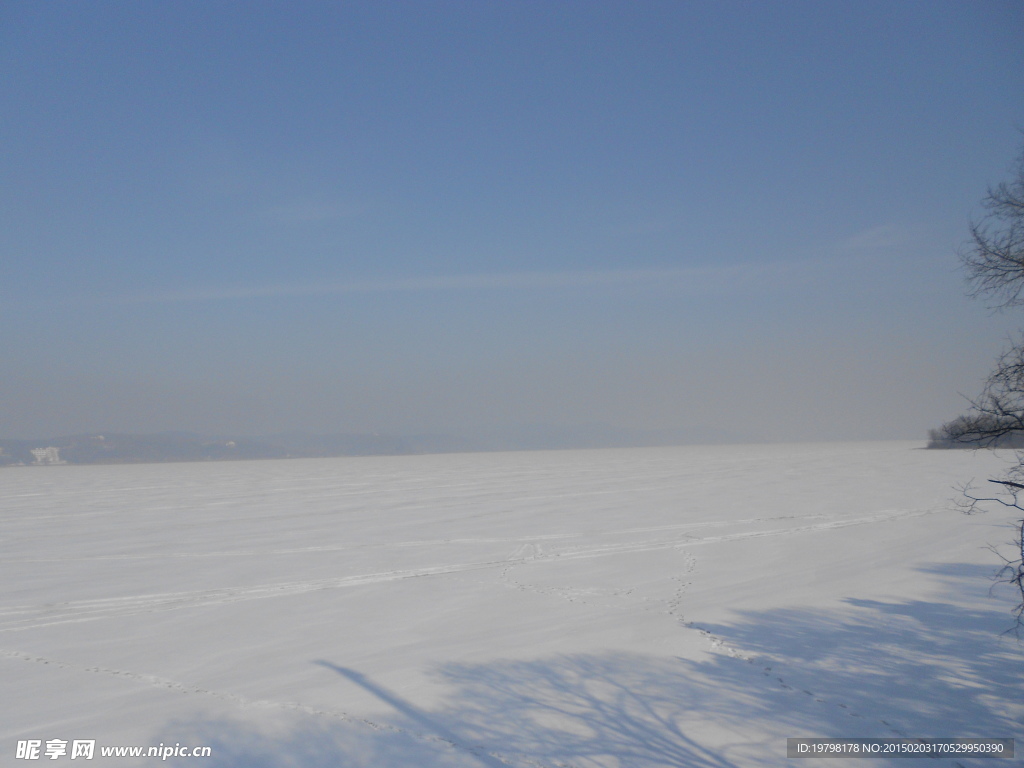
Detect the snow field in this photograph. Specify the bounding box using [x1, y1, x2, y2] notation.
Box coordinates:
[1, 442, 1022, 767]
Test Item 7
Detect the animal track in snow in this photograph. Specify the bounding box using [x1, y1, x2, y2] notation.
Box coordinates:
[751, 662, 909, 737]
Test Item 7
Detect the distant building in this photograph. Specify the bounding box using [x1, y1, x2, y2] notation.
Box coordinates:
[31, 447, 65, 465]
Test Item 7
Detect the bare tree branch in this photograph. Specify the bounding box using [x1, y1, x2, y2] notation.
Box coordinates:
[962, 144, 1024, 309]
[957, 477, 1024, 637]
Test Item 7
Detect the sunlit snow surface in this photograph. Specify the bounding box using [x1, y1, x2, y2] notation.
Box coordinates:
[2, 442, 1022, 767]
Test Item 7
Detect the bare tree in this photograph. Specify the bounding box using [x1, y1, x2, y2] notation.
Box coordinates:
[940, 343, 1024, 447]
[946, 141, 1024, 633]
[948, 143, 1024, 446]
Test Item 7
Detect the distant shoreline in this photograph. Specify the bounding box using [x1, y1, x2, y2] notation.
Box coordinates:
[0, 434, 929, 469]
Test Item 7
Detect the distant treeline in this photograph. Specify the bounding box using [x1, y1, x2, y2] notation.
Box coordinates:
[0, 432, 467, 467]
[0, 425, 726, 466]
[927, 415, 1024, 449]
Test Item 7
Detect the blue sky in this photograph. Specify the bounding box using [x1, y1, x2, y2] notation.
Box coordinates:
[2, 1, 1023, 442]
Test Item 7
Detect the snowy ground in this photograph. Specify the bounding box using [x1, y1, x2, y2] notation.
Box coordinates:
[1, 442, 1022, 767]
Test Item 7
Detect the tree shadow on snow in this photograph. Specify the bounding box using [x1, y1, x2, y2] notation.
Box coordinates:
[156, 654, 747, 768]
[156, 564, 1022, 767]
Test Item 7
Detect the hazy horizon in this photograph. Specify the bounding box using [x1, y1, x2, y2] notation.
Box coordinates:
[3, 2, 1023, 444]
